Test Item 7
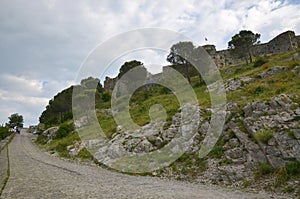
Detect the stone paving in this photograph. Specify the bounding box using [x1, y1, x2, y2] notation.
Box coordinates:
[0, 146, 8, 193]
[1, 132, 271, 199]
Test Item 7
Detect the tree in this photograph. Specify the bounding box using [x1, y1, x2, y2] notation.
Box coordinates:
[8, 113, 24, 128]
[118, 60, 144, 78]
[167, 41, 195, 84]
[39, 86, 74, 125]
[228, 30, 260, 65]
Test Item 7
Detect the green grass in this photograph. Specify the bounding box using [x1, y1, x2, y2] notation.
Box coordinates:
[76, 148, 93, 160]
[0, 127, 10, 141]
[255, 162, 274, 177]
[45, 132, 81, 158]
[53, 122, 74, 140]
[285, 161, 300, 176]
[208, 146, 223, 158]
[92, 50, 300, 139]
[97, 112, 117, 138]
[223, 50, 300, 107]
[253, 129, 274, 144]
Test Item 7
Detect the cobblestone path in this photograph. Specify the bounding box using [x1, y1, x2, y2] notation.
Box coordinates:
[1, 132, 270, 199]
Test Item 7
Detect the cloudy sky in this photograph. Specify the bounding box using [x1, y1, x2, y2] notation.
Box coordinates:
[0, 0, 299, 127]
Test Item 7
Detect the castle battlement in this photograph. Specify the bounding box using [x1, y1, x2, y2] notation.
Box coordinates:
[104, 31, 299, 93]
[204, 30, 299, 68]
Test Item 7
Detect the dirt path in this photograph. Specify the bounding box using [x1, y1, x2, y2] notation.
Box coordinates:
[1, 132, 271, 199]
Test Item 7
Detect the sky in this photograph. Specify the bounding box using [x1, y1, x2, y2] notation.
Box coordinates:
[0, 0, 299, 127]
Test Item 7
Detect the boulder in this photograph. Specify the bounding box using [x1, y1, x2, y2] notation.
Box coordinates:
[257, 66, 286, 78]
[42, 126, 59, 142]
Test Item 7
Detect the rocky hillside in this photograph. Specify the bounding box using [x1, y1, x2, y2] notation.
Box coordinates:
[37, 50, 300, 198]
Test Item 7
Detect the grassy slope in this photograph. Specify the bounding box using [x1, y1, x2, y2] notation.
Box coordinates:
[98, 49, 300, 138]
[37, 49, 300, 174]
[34, 50, 300, 198]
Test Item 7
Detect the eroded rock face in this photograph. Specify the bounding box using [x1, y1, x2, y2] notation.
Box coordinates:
[42, 126, 59, 143]
[86, 94, 299, 189]
[67, 142, 85, 157]
[257, 66, 287, 78]
[94, 104, 206, 166]
[205, 77, 254, 93]
[242, 94, 299, 134]
[189, 94, 300, 187]
[225, 77, 254, 92]
[292, 65, 300, 75]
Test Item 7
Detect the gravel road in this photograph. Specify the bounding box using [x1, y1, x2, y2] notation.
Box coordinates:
[1, 132, 271, 199]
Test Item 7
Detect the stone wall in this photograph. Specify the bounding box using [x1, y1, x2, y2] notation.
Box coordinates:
[205, 30, 299, 68]
[104, 76, 118, 93]
[103, 30, 299, 92]
[252, 30, 298, 56]
[202, 45, 242, 68]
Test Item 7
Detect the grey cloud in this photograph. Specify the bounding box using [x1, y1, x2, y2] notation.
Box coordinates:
[0, 0, 299, 126]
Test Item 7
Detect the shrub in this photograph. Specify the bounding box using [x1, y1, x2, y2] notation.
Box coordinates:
[54, 123, 74, 139]
[160, 87, 171, 94]
[62, 112, 73, 121]
[253, 86, 265, 95]
[285, 161, 300, 176]
[209, 146, 223, 158]
[253, 57, 268, 67]
[36, 134, 48, 145]
[286, 130, 296, 139]
[284, 186, 294, 193]
[55, 142, 69, 157]
[77, 148, 93, 160]
[258, 162, 273, 175]
[294, 115, 300, 121]
[0, 127, 10, 140]
[101, 92, 111, 102]
[275, 87, 287, 94]
[254, 129, 274, 144]
[274, 167, 289, 187]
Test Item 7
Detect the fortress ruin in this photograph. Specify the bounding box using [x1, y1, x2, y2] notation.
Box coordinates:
[203, 30, 300, 68]
[104, 30, 299, 93]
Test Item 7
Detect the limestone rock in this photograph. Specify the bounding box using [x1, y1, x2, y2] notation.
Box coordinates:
[42, 126, 59, 143]
[257, 66, 286, 78]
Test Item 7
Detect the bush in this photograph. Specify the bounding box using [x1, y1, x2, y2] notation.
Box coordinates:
[0, 127, 10, 140]
[274, 168, 289, 187]
[285, 161, 300, 176]
[55, 142, 70, 157]
[209, 146, 223, 158]
[101, 92, 111, 102]
[62, 112, 73, 121]
[258, 162, 273, 175]
[253, 57, 268, 67]
[253, 86, 265, 95]
[254, 129, 274, 144]
[275, 87, 287, 94]
[77, 148, 93, 160]
[160, 87, 171, 94]
[36, 134, 48, 145]
[54, 123, 74, 139]
[294, 115, 300, 121]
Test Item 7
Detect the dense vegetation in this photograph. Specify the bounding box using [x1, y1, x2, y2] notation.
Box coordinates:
[0, 127, 10, 141]
[39, 86, 74, 127]
[39, 77, 105, 128]
[7, 113, 23, 128]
